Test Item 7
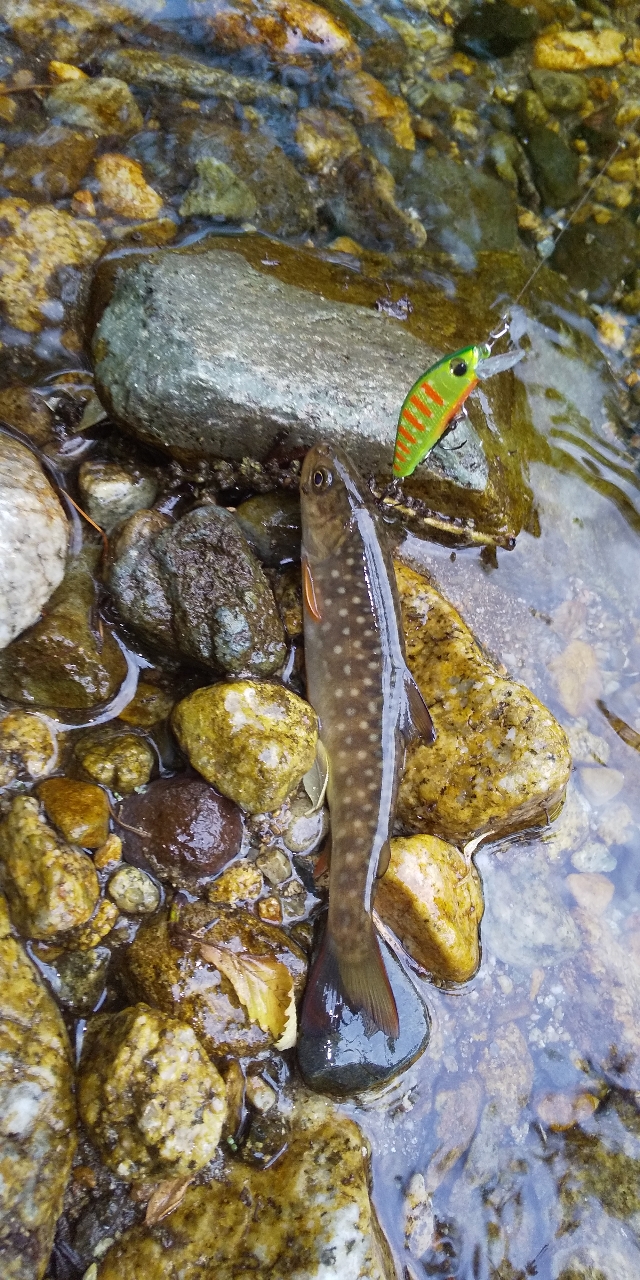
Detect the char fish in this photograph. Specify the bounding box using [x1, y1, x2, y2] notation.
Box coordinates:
[299, 442, 434, 1038]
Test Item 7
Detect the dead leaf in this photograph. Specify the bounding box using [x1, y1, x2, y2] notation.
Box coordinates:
[144, 1175, 193, 1226]
[201, 943, 295, 1043]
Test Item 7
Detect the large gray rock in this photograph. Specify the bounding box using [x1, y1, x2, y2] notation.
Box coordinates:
[0, 434, 68, 651]
[91, 236, 531, 542]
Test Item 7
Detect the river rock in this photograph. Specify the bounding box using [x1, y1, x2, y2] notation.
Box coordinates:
[107, 865, 160, 914]
[37, 777, 110, 848]
[404, 155, 519, 266]
[125, 904, 307, 1059]
[529, 69, 588, 113]
[479, 846, 580, 970]
[395, 562, 571, 845]
[0, 435, 68, 651]
[34, 943, 110, 1013]
[323, 149, 426, 251]
[196, 0, 361, 69]
[0, 125, 96, 201]
[0, 197, 105, 333]
[118, 774, 244, 890]
[0, 386, 55, 446]
[0, 549, 127, 710]
[234, 492, 301, 567]
[0, 894, 77, 1280]
[171, 681, 318, 814]
[3, 0, 132, 61]
[376, 834, 484, 983]
[96, 1095, 394, 1279]
[0, 711, 60, 787]
[78, 460, 158, 534]
[44, 76, 143, 136]
[108, 505, 286, 676]
[74, 726, 155, 794]
[0, 795, 100, 939]
[78, 1004, 227, 1181]
[180, 156, 257, 221]
[454, 0, 538, 58]
[100, 47, 297, 105]
[118, 681, 173, 727]
[552, 215, 640, 302]
[95, 153, 163, 219]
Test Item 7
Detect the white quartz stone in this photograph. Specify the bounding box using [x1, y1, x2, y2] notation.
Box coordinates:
[0, 436, 68, 649]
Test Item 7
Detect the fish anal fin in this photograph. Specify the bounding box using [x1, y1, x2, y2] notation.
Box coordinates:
[302, 556, 321, 622]
[401, 668, 435, 744]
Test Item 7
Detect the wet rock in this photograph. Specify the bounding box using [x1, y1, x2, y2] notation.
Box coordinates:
[207, 858, 263, 905]
[234, 492, 301, 566]
[45, 76, 143, 137]
[178, 118, 316, 239]
[37, 777, 110, 848]
[580, 765, 624, 804]
[101, 47, 297, 105]
[197, 0, 361, 69]
[479, 847, 580, 970]
[376, 834, 484, 983]
[0, 126, 96, 201]
[0, 894, 77, 1280]
[273, 564, 303, 639]
[0, 711, 59, 787]
[109, 504, 286, 676]
[71, 897, 119, 949]
[298, 930, 430, 1094]
[0, 550, 127, 710]
[533, 28, 625, 70]
[551, 215, 640, 302]
[0, 197, 105, 334]
[295, 107, 361, 175]
[566, 870, 614, 915]
[93, 832, 122, 870]
[179, 156, 257, 221]
[78, 460, 157, 534]
[282, 791, 328, 853]
[396, 563, 571, 845]
[78, 1004, 227, 1181]
[118, 681, 173, 727]
[0, 795, 100, 939]
[125, 905, 307, 1058]
[570, 840, 616, 873]
[95, 152, 163, 219]
[324, 148, 426, 251]
[97, 1095, 393, 1279]
[74, 727, 155, 794]
[107, 865, 160, 914]
[3, 0, 130, 61]
[425, 1077, 483, 1192]
[548, 639, 602, 716]
[255, 847, 292, 885]
[118, 774, 243, 890]
[172, 681, 318, 814]
[404, 155, 519, 265]
[90, 235, 531, 542]
[0, 435, 68, 650]
[0, 386, 55, 446]
[340, 70, 415, 150]
[477, 1022, 534, 1125]
[33, 941, 110, 1012]
[529, 68, 588, 112]
[454, 0, 539, 59]
[517, 122, 580, 209]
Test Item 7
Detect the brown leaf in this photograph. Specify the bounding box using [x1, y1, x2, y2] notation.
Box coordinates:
[144, 1175, 193, 1226]
[200, 943, 295, 1044]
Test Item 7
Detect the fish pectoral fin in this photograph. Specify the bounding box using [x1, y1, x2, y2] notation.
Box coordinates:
[303, 739, 329, 813]
[314, 836, 331, 880]
[376, 839, 391, 879]
[400, 669, 436, 744]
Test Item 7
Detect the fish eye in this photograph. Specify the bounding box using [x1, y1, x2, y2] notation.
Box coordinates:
[312, 467, 332, 491]
[451, 359, 468, 377]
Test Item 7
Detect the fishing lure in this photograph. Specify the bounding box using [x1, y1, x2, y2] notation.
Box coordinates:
[392, 342, 524, 478]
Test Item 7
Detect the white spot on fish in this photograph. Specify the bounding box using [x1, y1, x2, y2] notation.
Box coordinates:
[334, 645, 342, 654]
[338, 608, 348, 617]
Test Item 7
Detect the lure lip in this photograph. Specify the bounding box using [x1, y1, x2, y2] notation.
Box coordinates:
[475, 347, 525, 379]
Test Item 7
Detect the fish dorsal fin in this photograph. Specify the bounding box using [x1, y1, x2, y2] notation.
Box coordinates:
[303, 739, 329, 813]
[400, 668, 435, 744]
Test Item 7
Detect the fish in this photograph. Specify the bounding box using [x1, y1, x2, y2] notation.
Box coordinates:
[299, 442, 435, 1038]
[392, 343, 490, 479]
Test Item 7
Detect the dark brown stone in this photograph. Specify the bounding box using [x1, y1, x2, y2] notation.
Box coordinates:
[119, 773, 244, 890]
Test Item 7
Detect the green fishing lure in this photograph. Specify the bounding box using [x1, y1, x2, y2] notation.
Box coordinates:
[393, 343, 490, 479]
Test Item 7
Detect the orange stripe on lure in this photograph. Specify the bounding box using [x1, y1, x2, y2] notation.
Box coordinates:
[393, 344, 490, 479]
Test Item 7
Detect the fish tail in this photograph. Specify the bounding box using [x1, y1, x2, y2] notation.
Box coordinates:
[301, 918, 399, 1039]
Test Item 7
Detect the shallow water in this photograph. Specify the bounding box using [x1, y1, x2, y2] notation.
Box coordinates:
[2, 0, 640, 1274]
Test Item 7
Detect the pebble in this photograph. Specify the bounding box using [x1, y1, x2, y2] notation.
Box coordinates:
[107, 865, 160, 914]
[536, 1090, 599, 1130]
[340, 70, 415, 149]
[245, 1073, 277, 1113]
[571, 841, 617, 873]
[295, 107, 361, 175]
[37, 777, 110, 849]
[0, 710, 59, 787]
[258, 895, 283, 923]
[0, 124, 96, 201]
[75, 729, 155, 794]
[282, 792, 328, 853]
[71, 898, 119, 950]
[78, 1004, 227, 1181]
[118, 682, 173, 728]
[95, 154, 163, 219]
[396, 563, 571, 845]
[376, 834, 484, 983]
[529, 68, 588, 112]
[255, 847, 292, 885]
[207, 859, 263, 905]
[0, 795, 100, 938]
[0, 385, 55, 445]
[201, 0, 361, 68]
[78, 460, 158, 534]
[118, 774, 244, 890]
[596, 801, 634, 846]
[566, 871, 614, 915]
[171, 681, 318, 814]
[455, 0, 538, 59]
[45, 76, 143, 136]
[0, 895, 77, 1278]
[93, 832, 122, 871]
[36, 943, 110, 1013]
[0, 196, 105, 334]
[234, 492, 302, 567]
[548, 639, 603, 717]
[580, 766, 624, 804]
[533, 29, 625, 71]
[179, 156, 257, 221]
[101, 47, 297, 105]
[325, 148, 426, 252]
[0, 436, 68, 650]
[480, 850, 580, 969]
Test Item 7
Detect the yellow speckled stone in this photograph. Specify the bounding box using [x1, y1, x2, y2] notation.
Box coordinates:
[172, 681, 318, 814]
[377, 834, 483, 983]
[0, 796, 100, 939]
[533, 28, 625, 70]
[37, 777, 110, 849]
[97, 1097, 393, 1280]
[395, 562, 571, 845]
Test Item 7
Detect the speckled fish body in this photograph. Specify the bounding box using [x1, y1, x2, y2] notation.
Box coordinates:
[299, 442, 434, 1037]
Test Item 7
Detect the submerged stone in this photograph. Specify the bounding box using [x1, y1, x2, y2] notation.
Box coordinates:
[78, 459, 158, 534]
[395, 562, 571, 845]
[0, 125, 96, 201]
[404, 155, 519, 265]
[454, 1, 539, 59]
[44, 76, 143, 137]
[118, 774, 244, 890]
[0, 711, 60, 787]
[179, 156, 257, 221]
[234, 492, 302, 566]
[297, 930, 429, 1095]
[101, 47, 297, 105]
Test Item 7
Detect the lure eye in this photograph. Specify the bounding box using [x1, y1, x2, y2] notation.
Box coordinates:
[312, 467, 332, 491]
[451, 359, 468, 377]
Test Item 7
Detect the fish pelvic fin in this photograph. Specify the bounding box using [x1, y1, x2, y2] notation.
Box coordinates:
[300, 920, 399, 1040]
[401, 668, 435, 744]
[339, 919, 400, 1039]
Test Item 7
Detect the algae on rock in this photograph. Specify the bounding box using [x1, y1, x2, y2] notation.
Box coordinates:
[0, 796, 100, 939]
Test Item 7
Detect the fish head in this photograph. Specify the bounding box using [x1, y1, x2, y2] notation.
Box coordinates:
[436, 343, 490, 399]
[300, 442, 364, 560]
